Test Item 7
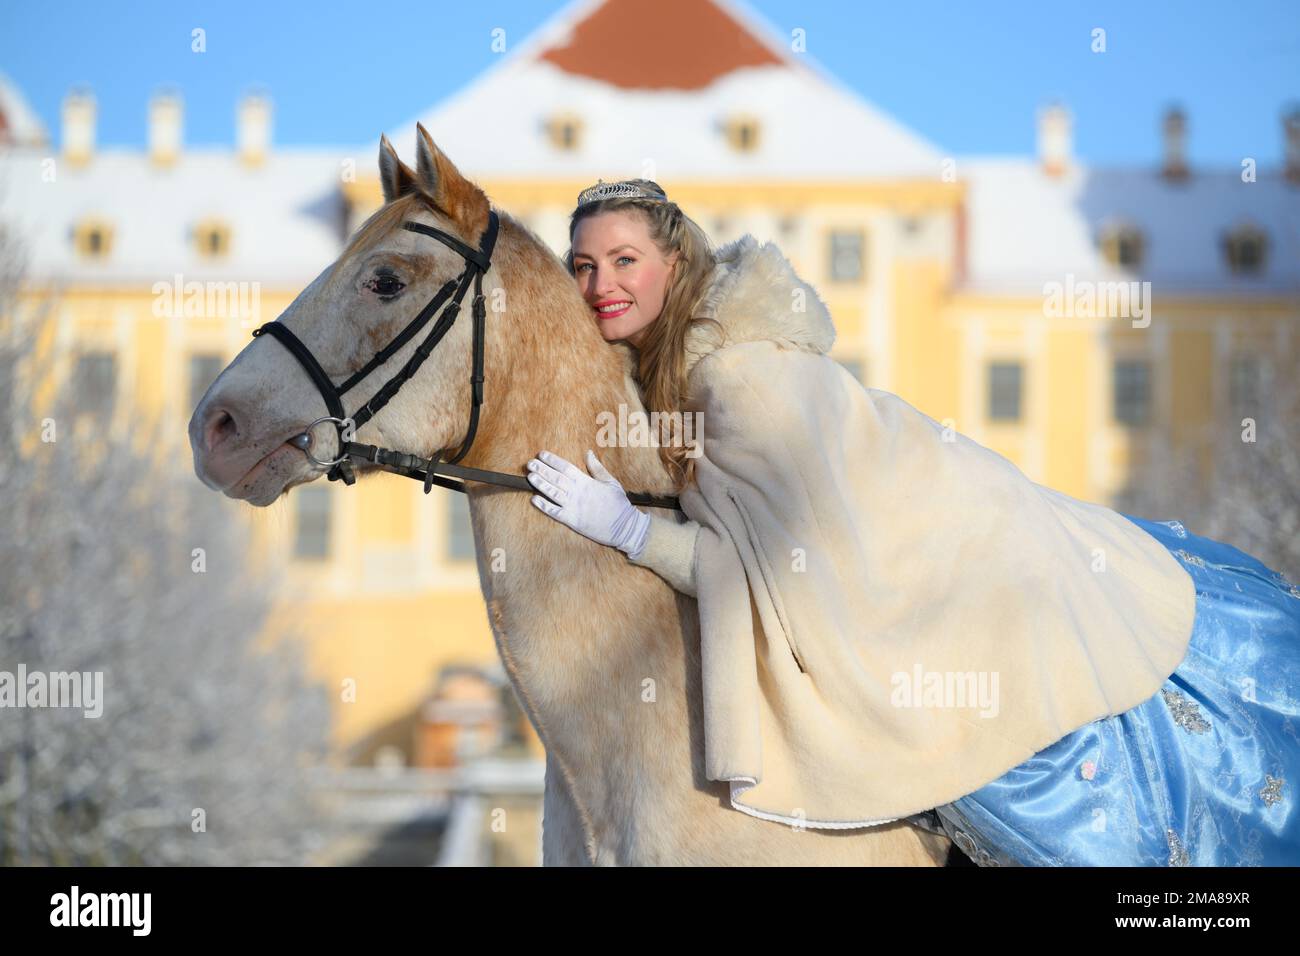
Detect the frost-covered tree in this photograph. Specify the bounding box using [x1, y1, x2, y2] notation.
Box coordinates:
[0, 217, 333, 865]
[1124, 335, 1300, 586]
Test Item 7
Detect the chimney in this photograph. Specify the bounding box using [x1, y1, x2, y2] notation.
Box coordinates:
[1285, 106, 1300, 185]
[1037, 103, 1071, 177]
[1161, 106, 1188, 181]
[62, 89, 96, 166]
[237, 91, 271, 167]
[149, 90, 182, 167]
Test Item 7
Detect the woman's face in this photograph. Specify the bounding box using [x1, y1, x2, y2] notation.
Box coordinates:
[571, 210, 678, 348]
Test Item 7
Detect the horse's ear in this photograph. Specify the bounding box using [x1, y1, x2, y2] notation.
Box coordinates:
[414, 123, 488, 229]
[414, 124, 447, 194]
[378, 134, 420, 205]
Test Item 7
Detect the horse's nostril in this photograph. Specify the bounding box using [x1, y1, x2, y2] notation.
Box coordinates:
[204, 406, 239, 452]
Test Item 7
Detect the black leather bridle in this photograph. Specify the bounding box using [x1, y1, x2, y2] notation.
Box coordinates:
[251, 209, 682, 511]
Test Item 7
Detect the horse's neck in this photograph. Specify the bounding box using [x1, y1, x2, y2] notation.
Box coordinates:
[461, 346, 692, 848]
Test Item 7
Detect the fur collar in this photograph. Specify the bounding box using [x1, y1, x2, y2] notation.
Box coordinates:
[684, 234, 836, 379]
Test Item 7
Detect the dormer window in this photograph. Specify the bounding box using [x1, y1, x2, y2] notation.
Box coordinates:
[724, 115, 761, 153]
[545, 114, 583, 151]
[73, 218, 114, 259]
[1222, 224, 1268, 276]
[194, 219, 231, 258]
[1100, 223, 1144, 269]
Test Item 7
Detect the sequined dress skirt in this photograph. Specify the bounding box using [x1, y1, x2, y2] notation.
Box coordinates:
[927, 516, 1300, 866]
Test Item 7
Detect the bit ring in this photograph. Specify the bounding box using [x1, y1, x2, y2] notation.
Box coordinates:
[295, 416, 355, 467]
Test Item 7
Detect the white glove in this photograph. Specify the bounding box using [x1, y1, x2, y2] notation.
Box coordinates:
[526, 449, 651, 558]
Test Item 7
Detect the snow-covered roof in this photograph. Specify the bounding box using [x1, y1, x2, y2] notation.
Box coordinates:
[0, 71, 49, 147]
[961, 159, 1300, 296]
[379, 0, 943, 180]
[0, 148, 346, 284]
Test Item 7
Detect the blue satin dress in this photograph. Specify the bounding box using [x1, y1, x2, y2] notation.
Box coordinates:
[925, 516, 1300, 866]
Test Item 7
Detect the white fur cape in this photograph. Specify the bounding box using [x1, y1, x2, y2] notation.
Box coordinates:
[636, 234, 1197, 828]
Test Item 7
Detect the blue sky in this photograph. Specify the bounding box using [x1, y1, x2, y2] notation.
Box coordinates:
[1, 0, 1296, 165]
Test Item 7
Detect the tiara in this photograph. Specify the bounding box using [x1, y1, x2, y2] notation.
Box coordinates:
[576, 179, 669, 207]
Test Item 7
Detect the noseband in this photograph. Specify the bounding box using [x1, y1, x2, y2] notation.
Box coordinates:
[251, 209, 682, 511]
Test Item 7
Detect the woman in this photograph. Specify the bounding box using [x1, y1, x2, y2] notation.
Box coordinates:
[524, 179, 1300, 865]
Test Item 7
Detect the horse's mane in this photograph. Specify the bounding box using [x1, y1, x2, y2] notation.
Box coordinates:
[486, 209, 614, 350]
[339, 191, 434, 262]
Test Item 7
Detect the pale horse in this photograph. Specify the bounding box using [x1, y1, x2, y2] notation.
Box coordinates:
[188, 124, 954, 866]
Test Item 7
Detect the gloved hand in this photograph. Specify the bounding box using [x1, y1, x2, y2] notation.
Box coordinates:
[526, 449, 650, 558]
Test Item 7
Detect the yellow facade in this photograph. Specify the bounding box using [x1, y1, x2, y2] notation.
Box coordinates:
[19, 172, 1296, 762]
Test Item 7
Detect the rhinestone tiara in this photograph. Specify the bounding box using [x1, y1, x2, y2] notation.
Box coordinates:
[575, 179, 669, 207]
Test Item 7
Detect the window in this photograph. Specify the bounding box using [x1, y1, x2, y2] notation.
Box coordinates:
[1113, 359, 1151, 426]
[837, 358, 866, 385]
[1228, 353, 1263, 417]
[987, 362, 1023, 422]
[189, 353, 225, 411]
[73, 351, 116, 415]
[1223, 225, 1268, 276]
[1100, 225, 1144, 269]
[194, 219, 231, 258]
[1112, 483, 1143, 515]
[293, 485, 332, 560]
[447, 492, 475, 561]
[73, 219, 114, 259]
[545, 114, 583, 151]
[828, 230, 865, 282]
[724, 115, 761, 153]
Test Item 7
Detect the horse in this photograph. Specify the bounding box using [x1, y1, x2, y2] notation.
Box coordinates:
[188, 124, 953, 866]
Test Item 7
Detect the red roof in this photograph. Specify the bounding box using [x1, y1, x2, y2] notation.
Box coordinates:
[538, 0, 785, 91]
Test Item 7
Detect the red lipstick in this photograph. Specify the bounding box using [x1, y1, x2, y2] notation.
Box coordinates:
[593, 299, 632, 319]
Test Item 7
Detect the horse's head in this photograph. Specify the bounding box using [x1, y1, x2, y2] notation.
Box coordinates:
[189, 125, 509, 506]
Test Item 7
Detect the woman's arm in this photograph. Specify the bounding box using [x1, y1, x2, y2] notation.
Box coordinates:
[526, 449, 701, 597]
[627, 511, 701, 598]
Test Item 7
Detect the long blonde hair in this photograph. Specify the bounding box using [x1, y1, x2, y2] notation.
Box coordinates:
[562, 181, 721, 493]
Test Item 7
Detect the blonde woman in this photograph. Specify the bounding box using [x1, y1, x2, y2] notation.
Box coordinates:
[523, 179, 1300, 866]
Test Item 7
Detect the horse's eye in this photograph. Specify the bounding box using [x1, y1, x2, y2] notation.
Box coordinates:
[367, 274, 405, 298]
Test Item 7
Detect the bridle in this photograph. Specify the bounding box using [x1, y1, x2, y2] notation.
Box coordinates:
[251, 208, 682, 511]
